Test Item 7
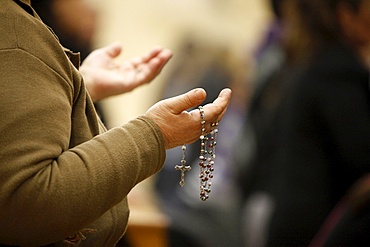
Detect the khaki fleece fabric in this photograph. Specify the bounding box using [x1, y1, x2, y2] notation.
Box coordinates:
[0, 0, 166, 245]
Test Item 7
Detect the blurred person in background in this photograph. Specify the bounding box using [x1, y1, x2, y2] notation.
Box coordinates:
[236, 0, 300, 246]
[0, 1, 232, 245]
[31, 0, 97, 61]
[238, 0, 370, 245]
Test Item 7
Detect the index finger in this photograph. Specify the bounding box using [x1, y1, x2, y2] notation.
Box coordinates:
[190, 88, 232, 124]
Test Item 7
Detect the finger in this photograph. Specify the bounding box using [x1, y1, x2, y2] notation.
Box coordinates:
[210, 88, 232, 121]
[194, 88, 232, 125]
[132, 57, 162, 83]
[130, 47, 162, 67]
[165, 88, 206, 114]
[152, 49, 173, 71]
[142, 46, 163, 63]
[103, 42, 122, 58]
[143, 46, 173, 63]
[156, 48, 173, 62]
[134, 49, 173, 83]
[142, 49, 173, 77]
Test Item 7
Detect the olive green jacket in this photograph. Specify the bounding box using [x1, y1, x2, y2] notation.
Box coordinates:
[0, 0, 166, 246]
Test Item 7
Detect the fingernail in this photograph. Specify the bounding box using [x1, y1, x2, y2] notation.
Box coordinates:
[194, 89, 205, 100]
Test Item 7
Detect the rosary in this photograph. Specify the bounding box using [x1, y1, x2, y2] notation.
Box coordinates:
[175, 106, 218, 201]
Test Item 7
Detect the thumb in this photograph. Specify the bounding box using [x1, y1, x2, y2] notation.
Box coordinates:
[167, 88, 206, 114]
[103, 42, 122, 58]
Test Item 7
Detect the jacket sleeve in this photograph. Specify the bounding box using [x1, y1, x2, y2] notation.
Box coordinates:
[0, 48, 166, 245]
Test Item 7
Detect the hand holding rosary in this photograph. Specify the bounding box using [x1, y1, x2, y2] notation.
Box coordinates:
[175, 106, 218, 201]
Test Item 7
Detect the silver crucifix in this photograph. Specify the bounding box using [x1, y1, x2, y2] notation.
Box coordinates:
[175, 163, 191, 187]
[175, 145, 191, 187]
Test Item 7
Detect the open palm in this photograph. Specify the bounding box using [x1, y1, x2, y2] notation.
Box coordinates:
[80, 42, 173, 102]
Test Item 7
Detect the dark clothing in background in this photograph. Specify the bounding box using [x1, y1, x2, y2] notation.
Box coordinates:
[266, 43, 370, 246]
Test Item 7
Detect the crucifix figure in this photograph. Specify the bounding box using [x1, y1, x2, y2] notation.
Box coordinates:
[175, 163, 191, 187]
[175, 145, 191, 187]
